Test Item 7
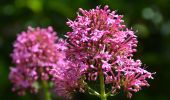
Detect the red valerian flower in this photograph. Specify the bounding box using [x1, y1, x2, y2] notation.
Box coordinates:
[9, 26, 65, 95]
[65, 5, 154, 98]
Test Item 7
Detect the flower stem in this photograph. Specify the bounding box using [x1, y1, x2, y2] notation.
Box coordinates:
[99, 69, 107, 100]
[42, 80, 51, 100]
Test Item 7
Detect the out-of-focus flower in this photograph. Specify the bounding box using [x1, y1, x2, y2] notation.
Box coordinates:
[50, 61, 85, 99]
[65, 5, 154, 98]
[9, 26, 65, 95]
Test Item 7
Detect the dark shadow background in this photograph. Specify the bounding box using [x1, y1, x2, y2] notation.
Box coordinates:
[0, 0, 169, 100]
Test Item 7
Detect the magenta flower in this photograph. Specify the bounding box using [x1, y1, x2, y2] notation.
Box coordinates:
[9, 26, 65, 95]
[65, 5, 154, 99]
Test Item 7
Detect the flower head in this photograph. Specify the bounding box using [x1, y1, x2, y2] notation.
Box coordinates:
[11, 26, 64, 67]
[66, 5, 154, 98]
[9, 26, 65, 95]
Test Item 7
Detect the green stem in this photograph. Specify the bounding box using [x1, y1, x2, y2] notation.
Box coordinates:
[99, 69, 107, 100]
[42, 80, 51, 100]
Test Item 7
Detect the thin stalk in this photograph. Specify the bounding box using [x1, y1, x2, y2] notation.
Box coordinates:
[99, 69, 107, 100]
[42, 80, 51, 100]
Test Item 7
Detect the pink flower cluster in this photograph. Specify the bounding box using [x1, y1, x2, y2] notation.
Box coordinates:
[9, 5, 154, 99]
[65, 5, 154, 98]
[9, 26, 65, 95]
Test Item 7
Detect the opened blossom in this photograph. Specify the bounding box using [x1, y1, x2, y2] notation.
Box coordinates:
[65, 5, 154, 98]
[9, 26, 65, 95]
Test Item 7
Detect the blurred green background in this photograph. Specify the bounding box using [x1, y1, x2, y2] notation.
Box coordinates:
[0, 0, 169, 100]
